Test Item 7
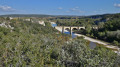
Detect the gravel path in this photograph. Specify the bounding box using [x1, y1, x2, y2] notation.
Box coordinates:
[74, 34, 119, 50]
[55, 26, 120, 53]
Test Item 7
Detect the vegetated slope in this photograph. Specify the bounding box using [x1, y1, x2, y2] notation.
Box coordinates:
[54, 13, 120, 47]
[83, 13, 120, 47]
[0, 19, 120, 67]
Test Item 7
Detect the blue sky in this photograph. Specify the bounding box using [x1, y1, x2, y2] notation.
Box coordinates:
[0, 0, 120, 16]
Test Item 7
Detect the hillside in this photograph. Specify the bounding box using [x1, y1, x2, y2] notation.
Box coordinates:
[0, 18, 120, 66]
[54, 13, 120, 47]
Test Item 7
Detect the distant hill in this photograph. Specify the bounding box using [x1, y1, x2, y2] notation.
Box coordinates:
[0, 14, 55, 17]
[0, 14, 83, 18]
[0, 13, 120, 18]
[86, 13, 120, 19]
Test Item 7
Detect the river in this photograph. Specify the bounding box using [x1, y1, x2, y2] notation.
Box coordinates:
[51, 22, 120, 55]
[51, 23, 97, 49]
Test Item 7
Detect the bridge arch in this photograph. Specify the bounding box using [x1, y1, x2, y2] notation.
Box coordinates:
[72, 28, 78, 31]
[65, 28, 70, 31]
[79, 28, 85, 30]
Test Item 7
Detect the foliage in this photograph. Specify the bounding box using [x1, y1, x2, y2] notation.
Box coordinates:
[0, 17, 119, 67]
[54, 13, 120, 47]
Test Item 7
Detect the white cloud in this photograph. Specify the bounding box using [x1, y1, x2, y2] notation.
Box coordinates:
[0, 5, 16, 12]
[114, 3, 120, 8]
[58, 7, 63, 10]
[75, 7, 79, 9]
[70, 8, 77, 11]
[93, 11, 97, 13]
[93, 9, 105, 13]
[70, 7, 84, 13]
[66, 11, 70, 13]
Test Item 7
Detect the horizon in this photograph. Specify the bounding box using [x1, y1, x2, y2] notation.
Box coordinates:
[0, 12, 119, 17]
[0, 0, 120, 16]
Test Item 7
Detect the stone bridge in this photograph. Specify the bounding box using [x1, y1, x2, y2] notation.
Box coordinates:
[55, 26, 85, 35]
[55, 26, 98, 35]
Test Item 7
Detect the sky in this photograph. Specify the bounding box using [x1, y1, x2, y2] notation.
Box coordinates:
[0, 0, 120, 16]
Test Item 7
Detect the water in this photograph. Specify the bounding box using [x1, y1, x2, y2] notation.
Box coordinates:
[89, 42, 96, 49]
[51, 23, 77, 38]
[51, 24, 57, 27]
[51, 23, 96, 49]
[64, 32, 77, 38]
[65, 32, 96, 49]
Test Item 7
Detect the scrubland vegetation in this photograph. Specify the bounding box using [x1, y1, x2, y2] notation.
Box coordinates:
[0, 17, 120, 67]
